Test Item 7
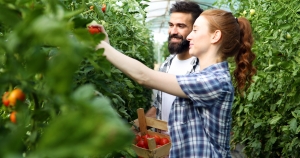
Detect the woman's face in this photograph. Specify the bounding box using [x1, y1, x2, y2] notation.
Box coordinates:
[186, 16, 212, 57]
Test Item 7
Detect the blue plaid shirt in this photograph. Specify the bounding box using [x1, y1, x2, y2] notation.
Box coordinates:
[153, 54, 199, 120]
[169, 61, 233, 158]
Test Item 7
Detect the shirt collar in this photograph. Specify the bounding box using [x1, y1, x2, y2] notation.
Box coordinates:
[202, 61, 229, 72]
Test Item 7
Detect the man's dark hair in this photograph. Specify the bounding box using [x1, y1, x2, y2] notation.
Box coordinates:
[169, 1, 203, 24]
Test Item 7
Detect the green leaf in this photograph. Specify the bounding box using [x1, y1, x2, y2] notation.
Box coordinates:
[111, 93, 125, 105]
[247, 91, 254, 101]
[236, 105, 244, 114]
[289, 118, 297, 133]
[269, 115, 282, 124]
[292, 110, 300, 118]
[265, 136, 277, 150]
[128, 93, 134, 98]
[71, 15, 94, 28]
[275, 98, 283, 105]
[33, 97, 134, 158]
[0, 5, 22, 26]
[254, 122, 262, 128]
[296, 126, 300, 134]
[281, 125, 289, 132]
[94, 48, 111, 76]
[124, 78, 134, 88]
[280, 23, 292, 30]
[72, 84, 95, 101]
[122, 146, 137, 157]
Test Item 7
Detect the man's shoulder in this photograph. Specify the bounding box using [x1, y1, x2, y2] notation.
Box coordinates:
[158, 54, 175, 71]
[163, 54, 176, 63]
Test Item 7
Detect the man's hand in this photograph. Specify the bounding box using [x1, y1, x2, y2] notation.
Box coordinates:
[145, 106, 156, 118]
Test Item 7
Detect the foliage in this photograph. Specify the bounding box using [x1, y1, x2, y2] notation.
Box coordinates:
[75, 0, 155, 121]
[160, 40, 169, 62]
[0, 0, 154, 157]
[215, 0, 300, 157]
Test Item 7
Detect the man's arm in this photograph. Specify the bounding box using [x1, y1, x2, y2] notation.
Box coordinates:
[145, 106, 157, 118]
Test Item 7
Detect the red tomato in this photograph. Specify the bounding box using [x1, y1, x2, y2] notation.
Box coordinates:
[152, 134, 161, 145]
[136, 139, 148, 149]
[88, 26, 101, 35]
[159, 138, 170, 145]
[2, 92, 10, 106]
[8, 89, 25, 106]
[10, 111, 17, 123]
[141, 134, 151, 140]
[134, 135, 142, 144]
[102, 4, 106, 12]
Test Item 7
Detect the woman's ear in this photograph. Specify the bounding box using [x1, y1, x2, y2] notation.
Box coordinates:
[211, 30, 222, 44]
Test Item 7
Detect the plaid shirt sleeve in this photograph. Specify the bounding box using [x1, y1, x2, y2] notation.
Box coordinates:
[177, 71, 222, 108]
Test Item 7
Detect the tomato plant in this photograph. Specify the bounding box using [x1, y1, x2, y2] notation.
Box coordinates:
[215, 0, 300, 157]
[0, 0, 154, 157]
[76, 0, 155, 123]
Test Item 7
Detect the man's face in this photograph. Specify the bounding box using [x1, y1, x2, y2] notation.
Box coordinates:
[168, 12, 193, 54]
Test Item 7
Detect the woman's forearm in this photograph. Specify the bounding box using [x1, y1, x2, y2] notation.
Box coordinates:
[96, 41, 152, 86]
[96, 41, 187, 98]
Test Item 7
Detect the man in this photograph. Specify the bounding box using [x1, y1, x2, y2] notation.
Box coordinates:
[132, 1, 203, 134]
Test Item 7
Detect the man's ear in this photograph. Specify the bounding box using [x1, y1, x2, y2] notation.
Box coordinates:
[211, 30, 222, 44]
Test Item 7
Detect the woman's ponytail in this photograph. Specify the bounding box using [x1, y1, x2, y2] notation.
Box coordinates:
[233, 17, 257, 95]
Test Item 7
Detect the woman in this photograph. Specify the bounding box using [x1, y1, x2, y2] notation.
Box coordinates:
[96, 9, 256, 158]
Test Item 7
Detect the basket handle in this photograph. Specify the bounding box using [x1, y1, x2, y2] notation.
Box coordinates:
[137, 108, 148, 136]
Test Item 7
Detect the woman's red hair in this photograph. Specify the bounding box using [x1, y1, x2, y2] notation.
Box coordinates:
[201, 9, 257, 95]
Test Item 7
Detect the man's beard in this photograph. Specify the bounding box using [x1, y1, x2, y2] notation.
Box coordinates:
[168, 34, 190, 54]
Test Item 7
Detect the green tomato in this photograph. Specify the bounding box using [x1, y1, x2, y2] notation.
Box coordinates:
[243, 10, 247, 15]
[35, 73, 43, 80]
[250, 9, 255, 16]
[286, 32, 291, 39]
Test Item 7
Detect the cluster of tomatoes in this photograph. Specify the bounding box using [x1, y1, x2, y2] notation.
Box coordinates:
[134, 133, 170, 149]
[89, 4, 106, 13]
[2, 88, 26, 123]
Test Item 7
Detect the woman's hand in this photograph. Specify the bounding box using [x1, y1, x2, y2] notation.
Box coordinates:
[87, 23, 110, 44]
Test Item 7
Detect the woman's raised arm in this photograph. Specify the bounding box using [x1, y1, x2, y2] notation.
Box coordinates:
[96, 41, 187, 98]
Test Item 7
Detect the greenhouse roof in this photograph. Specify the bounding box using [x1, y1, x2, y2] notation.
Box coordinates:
[144, 0, 230, 43]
